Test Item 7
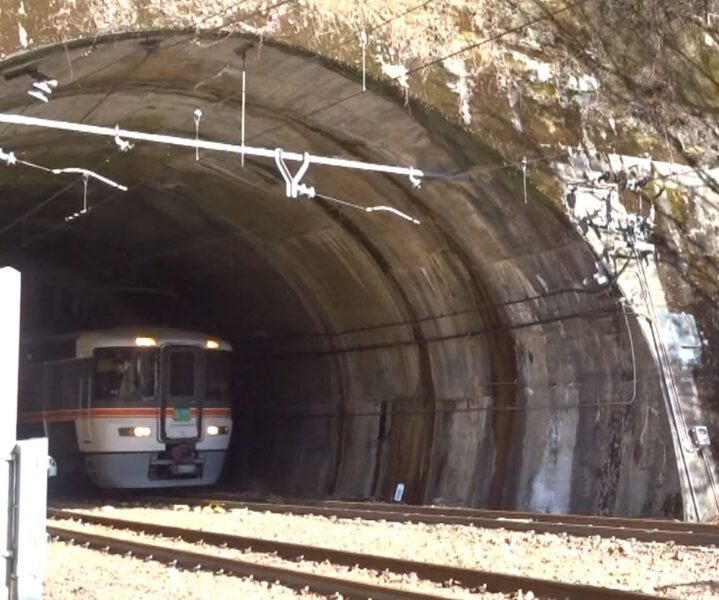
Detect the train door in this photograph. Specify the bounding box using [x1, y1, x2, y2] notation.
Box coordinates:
[159, 346, 202, 441]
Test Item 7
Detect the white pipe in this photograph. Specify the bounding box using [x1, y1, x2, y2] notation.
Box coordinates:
[0, 113, 425, 180]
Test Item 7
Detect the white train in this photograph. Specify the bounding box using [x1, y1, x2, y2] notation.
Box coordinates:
[18, 327, 233, 488]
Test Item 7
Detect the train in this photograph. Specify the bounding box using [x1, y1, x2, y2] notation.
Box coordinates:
[17, 327, 233, 488]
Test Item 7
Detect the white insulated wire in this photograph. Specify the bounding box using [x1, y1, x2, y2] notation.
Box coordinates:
[316, 192, 420, 225]
[51, 167, 128, 191]
[3, 145, 123, 189]
[366, 205, 421, 224]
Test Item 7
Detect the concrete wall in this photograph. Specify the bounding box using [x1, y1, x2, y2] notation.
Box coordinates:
[0, 29, 683, 516]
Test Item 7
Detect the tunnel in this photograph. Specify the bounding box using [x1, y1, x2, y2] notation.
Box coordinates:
[0, 31, 682, 517]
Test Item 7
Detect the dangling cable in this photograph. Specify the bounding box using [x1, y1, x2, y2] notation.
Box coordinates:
[360, 29, 368, 92]
[83, 173, 89, 214]
[522, 156, 528, 204]
[241, 53, 247, 167]
[65, 174, 91, 222]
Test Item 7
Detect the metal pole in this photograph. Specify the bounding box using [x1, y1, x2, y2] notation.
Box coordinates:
[0, 267, 21, 598]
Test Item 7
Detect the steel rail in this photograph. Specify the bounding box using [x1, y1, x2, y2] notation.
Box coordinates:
[144, 495, 719, 547]
[48, 524, 450, 600]
[258, 497, 719, 535]
[49, 509, 666, 600]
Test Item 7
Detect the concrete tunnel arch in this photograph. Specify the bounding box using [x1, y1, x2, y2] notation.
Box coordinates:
[0, 31, 682, 516]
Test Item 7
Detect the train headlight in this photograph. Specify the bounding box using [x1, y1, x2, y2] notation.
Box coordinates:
[206, 425, 229, 436]
[206, 339, 219, 349]
[119, 426, 152, 437]
[135, 337, 157, 347]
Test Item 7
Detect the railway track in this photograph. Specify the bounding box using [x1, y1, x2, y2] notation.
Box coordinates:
[145, 494, 719, 548]
[48, 508, 668, 600]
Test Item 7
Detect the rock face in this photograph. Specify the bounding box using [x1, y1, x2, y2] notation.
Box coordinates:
[0, 1, 717, 518]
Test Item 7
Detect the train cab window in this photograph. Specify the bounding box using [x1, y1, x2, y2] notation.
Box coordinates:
[94, 348, 157, 401]
[169, 351, 195, 397]
[206, 351, 232, 403]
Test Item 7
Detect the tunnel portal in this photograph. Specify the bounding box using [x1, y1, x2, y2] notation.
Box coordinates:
[0, 32, 681, 516]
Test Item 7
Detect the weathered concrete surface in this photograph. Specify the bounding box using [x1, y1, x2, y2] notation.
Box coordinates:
[0, 31, 687, 517]
[555, 155, 719, 521]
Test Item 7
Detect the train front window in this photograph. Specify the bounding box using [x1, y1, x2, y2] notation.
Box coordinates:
[169, 351, 195, 397]
[94, 348, 157, 401]
[206, 351, 232, 404]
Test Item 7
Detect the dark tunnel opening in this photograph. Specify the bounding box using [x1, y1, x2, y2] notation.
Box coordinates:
[0, 31, 685, 516]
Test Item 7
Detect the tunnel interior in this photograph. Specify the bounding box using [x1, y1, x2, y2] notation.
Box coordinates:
[0, 32, 682, 516]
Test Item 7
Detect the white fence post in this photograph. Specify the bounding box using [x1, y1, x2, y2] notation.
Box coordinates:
[0, 267, 21, 598]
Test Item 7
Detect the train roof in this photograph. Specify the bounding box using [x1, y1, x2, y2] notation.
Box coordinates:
[26, 327, 232, 359]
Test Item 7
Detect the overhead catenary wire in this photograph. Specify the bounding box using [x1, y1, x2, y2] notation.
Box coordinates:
[0, 113, 425, 241]
[642, 162, 719, 187]
[50, 167, 127, 191]
[0, 0, 640, 245]
[10, 0, 298, 139]
[243, 0, 596, 153]
[240, 254, 634, 345]
[0, 179, 81, 238]
[210, 0, 439, 106]
[1, 143, 128, 190]
[409, 0, 594, 77]
[25, 185, 138, 248]
[240, 305, 647, 416]
[209, 0, 591, 191]
[168, 0, 295, 50]
[7, 0, 592, 187]
[0, 112, 426, 185]
[0, 143, 128, 237]
[5, 0, 588, 199]
[315, 192, 421, 225]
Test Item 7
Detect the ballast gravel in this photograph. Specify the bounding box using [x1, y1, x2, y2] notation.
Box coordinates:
[44, 540, 325, 600]
[49, 517, 532, 600]
[49, 503, 719, 600]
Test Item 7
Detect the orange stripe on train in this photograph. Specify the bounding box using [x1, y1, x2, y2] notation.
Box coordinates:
[18, 407, 232, 423]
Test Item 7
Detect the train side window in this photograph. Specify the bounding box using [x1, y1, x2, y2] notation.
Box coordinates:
[206, 351, 232, 403]
[94, 348, 157, 401]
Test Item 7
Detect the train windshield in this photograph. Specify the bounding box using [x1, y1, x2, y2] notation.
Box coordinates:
[206, 350, 232, 404]
[94, 348, 157, 401]
[168, 350, 196, 397]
